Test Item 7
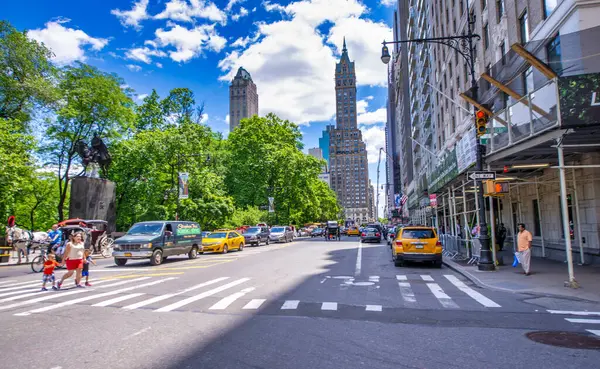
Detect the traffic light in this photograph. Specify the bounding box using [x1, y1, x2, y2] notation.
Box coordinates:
[475, 110, 488, 137]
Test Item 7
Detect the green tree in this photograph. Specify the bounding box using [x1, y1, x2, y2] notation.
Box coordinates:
[135, 89, 163, 131]
[13, 173, 63, 231]
[224, 206, 268, 229]
[41, 63, 136, 220]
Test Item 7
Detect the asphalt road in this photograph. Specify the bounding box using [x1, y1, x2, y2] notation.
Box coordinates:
[1, 236, 600, 369]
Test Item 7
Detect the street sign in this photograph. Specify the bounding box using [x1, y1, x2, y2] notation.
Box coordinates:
[468, 171, 496, 180]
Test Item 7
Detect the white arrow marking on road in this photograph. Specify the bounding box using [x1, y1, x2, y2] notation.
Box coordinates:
[92, 293, 146, 307]
[355, 241, 362, 276]
[444, 275, 501, 308]
[121, 277, 229, 310]
[155, 278, 250, 312]
[281, 300, 300, 310]
[586, 330, 600, 337]
[15, 278, 178, 315]
[321, 302, 338, 311]
[398, 282, 417, 305]
[365, 305, 382, 312]
[421, 275, 434, 281]
[242, 299, 266, 310]
[548, 310, 600, 316]
[565, 318, 600, 324]
[209, 287, 255, 310]
[427, 283, 459, 309]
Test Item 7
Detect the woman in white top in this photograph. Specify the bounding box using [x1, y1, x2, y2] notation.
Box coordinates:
[58, 232, 86, 289]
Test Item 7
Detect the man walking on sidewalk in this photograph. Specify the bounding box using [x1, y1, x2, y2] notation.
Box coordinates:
[517, 223, 533, 276]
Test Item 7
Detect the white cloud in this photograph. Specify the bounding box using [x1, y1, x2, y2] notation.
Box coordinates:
[136, 93, 149, 101]
[125, 46, 167, 64]
[155, 0, 226, 24]
[156, 62, 163, 68]
[358, 107, 386, 125]
[200, 113, 209, 123]
[230, 32, 260, 48]
[127, 64, 142, 72]
[28, 19, 109, 64]
[226, 0, 246, 11]
[365, 95, 374, 100]
[381, 0, 396, 6]
[232, 7, 249, 21]
[361, 125, 386, 164]
[156, 23, 226, 62]
[356, 99, 369, 115]
[225, 114, 230, 124]
[111, 0, 150, 30]
[218, 0, 392, 124]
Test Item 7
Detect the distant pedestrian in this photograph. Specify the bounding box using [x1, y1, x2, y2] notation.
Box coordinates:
[517, 223, 533, 276]
[47, 224, 62, 254]
[41, 253, 60, 291]
[82, 249, 96, 286]
[57, 232, 85, 289]
[496, 223, 507, 251]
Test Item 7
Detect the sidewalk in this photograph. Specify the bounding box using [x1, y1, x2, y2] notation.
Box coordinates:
[443, 253, 600, 303]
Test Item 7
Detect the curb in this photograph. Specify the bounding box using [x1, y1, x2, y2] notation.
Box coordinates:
[442, 257, 600, 303]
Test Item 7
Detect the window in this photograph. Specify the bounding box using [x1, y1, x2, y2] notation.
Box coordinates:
[543, 0, 558, 19]
[532, 199, 541, 237]
[483, 23, 490, 49]
[496, 0, 505, 22]
[546, 34, 562, 74]
[519, 10, 529, 44]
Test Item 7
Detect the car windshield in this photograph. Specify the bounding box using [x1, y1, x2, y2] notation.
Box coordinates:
[207, 232, 227, 239]
[365, 228, 378, 232]
[271, 227, 285, 232]
[127, 223, 163, 236]
[402, 229, 435, 239]
[312, 228, 321, 232]
[246, 227, 260, 234]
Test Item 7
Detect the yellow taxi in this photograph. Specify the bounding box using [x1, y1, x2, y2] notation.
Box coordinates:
[392, 226, 442, 268]
[201, 230, 245, 254]
[347, 226, 360, 237]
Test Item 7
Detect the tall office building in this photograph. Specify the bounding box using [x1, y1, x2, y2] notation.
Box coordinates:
[318, 125, 334, 165]
[229, 67, 258, 131]
[329, 39, 371, 223]
[308, 148, 324, 161]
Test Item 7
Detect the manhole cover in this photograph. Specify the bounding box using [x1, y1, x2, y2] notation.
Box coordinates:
[526, 331, 600, 350]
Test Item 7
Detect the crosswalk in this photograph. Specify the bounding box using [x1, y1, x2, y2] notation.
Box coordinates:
[548, 310, 600, 337]
[0, 272, 502, 317]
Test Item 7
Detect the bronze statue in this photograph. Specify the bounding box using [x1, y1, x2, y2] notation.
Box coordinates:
[75, 134, 111, 178]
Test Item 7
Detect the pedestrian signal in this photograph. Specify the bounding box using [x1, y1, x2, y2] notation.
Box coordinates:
[475, 110, 488, 138]
[494, 182, 509, 193]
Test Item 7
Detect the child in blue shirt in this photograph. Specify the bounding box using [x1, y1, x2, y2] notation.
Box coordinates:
[82, 249, 96, 286]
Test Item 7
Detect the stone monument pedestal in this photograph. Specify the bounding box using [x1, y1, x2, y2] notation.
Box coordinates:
[69, 177, 116, 233]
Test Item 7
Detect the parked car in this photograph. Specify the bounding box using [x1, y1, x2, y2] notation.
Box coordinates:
[202, 230, 245, 254]
[310, 228, 324, 237]
[243, 226, 270, 246]
[360, 227, 381, 243]
[347, 226, 360, 237]
[392, 226, 442, 268]
[387, 226, 399, 246]
[269, 226, 294, 243]
[112, 221, 202, 266]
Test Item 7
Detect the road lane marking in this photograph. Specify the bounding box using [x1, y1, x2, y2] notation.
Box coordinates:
[0, 288, 39, 299]
[93, 293, 146, 307]
[586, 330, 600, 337]
[96, 277, 151, 289]
[365, 305, 382, 312]
[2, 289, 88, 311]
[15, 278, 178, 315]
[398, 282, 417, 305]
[122, 277, 230, 310]
[0, 280, 17, 286]
[123, 327, 152, 340]
[444, 275, 501, 308]
[396, 275, 407, 281]
[0, 280, 37, 288]
[0, 281, 44, 293]
[0, 290, 39, 302]
[281, 300, 300, 310]
[243, 299, 266, 310]
[101, 272, 184, 279]
[426, 283, 459, 309]
[321, 302, 337, 311]
[565, 318, 600, 324]
[355, 241, 362, 276]
[209, 287, 255, 310]
[155, 278, 251, 312]
[368, 276, 379, 282]
[548, 310, 600, 316]
[420, 275, 434, 281]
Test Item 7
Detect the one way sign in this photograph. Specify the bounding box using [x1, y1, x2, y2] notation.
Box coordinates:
[469, 171, 496, 180]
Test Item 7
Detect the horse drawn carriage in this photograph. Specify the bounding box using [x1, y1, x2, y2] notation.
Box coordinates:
[325, 221, 341, 241]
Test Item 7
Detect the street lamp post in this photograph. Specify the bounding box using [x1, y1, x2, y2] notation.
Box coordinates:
[176, 153, 211, 221]
[381, 15, 494, 271]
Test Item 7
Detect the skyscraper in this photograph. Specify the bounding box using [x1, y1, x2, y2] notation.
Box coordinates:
[229, 67, 258, 131]
[329, 39, 370, 223]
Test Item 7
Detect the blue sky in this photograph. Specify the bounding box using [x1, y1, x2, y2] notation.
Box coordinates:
[4, 0, 396, 215]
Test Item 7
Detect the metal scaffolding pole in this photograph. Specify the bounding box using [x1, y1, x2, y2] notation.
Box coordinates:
[508, 186, 517, 252]
[534, 177, 546, 258]
[442, 195, 448, 234]
[571, 168, 585, 265]
[487, 165, 497, 265]
[449, 188, 456, 236]
[461, 180, 471, 258]
[557, 143, 578, 287]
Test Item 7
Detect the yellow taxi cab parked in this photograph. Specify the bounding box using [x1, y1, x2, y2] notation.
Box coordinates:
[392, 226, 442, 268]
[201, 230, 245, 254]
[347, 226, 360, 236]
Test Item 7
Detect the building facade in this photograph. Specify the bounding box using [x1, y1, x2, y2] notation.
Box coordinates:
[318, 125, 334, 165]
[329, 40, 371, 223]
[308, 147, 324, 161]
[229, 67, 259, 131]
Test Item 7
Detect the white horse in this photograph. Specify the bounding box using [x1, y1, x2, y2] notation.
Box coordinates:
[5, 226, 50, 264]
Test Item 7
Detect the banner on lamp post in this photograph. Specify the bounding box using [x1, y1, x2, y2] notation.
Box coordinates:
[178, 172, 189, 199]
[429, 194, 437, 208]
[268, 197, 275, 213]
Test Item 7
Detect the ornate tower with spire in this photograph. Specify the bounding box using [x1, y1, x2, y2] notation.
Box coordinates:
[229, 67, 259, 131]
[329, 39, 371, 223]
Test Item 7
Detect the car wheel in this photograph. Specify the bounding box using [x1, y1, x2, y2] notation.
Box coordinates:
[394, 259, 404, 267]
[150, 249, 163, 266]
[239, 243, 244, 251]
[114, 258, 127, 267]
[222, 244, 228, 254]
[266, 238, 270, 245]
[188, 246, 198, 259]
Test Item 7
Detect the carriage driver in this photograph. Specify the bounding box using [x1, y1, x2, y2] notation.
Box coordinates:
[47, 224, 62, 254]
